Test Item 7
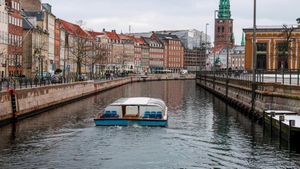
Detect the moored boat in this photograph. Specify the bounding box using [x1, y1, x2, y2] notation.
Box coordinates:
[94, 97, 168, 127]
[264, 110, 300, 140]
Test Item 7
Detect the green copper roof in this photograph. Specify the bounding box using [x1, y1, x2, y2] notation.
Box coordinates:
[218, 0, 231, 20]
[241, 32, 245, 46]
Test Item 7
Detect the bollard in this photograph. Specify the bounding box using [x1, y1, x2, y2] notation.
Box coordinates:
[279, 115, 285, 140]
[270, 111, 275, 135]
[289, 120, 295, 141]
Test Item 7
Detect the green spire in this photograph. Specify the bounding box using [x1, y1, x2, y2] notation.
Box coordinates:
[241, 32, 245, 46]
[218, 0, 231, 20]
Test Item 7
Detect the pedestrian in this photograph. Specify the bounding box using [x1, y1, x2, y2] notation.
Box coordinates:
[110, 72, 113, 80]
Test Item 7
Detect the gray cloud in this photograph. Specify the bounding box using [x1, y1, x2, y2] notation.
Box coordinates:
[42, 0, 300, 45]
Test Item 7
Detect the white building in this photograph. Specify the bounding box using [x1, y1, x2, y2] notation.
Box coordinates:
[0, 0, 8, 78]
[42, 3, 56, 74]
[156, 29, 211, 49]
[207, 45, 245, 70]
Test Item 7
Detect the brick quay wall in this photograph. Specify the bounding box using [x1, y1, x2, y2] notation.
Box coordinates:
[196, 76, 300, 119]
[0, 74, 195, 126]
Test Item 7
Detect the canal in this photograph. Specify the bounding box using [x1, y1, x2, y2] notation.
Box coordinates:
[0, 80, 300, 168]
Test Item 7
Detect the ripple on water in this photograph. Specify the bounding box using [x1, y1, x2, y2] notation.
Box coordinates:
[0, 81, 300, 169]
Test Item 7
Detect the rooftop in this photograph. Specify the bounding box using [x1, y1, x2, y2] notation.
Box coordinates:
[59, 19, 89, 37]
[111, 97, 166, 109]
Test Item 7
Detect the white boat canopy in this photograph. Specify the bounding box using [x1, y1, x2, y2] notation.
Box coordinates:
[111, 97, 166, 110]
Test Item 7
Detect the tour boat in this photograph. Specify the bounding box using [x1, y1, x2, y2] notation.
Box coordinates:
[264, 110, 300, 140]
[94, 97, 168, 127]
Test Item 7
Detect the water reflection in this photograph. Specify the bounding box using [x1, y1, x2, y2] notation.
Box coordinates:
[0, 80, 300, 168]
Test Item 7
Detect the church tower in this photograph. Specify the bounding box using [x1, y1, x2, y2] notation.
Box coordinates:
[214, 0, 234, 48]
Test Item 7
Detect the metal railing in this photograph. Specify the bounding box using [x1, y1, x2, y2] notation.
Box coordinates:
[197, 69, 300, 86]
[0, 73, 130, 92]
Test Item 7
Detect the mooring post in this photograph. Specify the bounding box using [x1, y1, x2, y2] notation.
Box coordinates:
[279, 115, 285, 140]
[9, 88, 18, 123]
[270, 111, 275, 136]
[263, 111, 266, 131]
[289, 120, 295, 142]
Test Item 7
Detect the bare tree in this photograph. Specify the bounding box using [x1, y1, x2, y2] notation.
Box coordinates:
[89, 41, 107, 77]
[67, 21, 92, 80]
[277, 24, 295, 69]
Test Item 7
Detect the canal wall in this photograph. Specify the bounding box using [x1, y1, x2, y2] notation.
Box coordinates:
[196, 76, 300, 119]
[0, 74, 195, 126]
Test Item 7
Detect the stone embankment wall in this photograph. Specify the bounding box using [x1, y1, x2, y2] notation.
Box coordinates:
[196, 76, 300, 118]
[0, 74, 195, 126]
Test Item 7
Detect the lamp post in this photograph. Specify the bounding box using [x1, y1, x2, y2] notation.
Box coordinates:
[251, 0, 257, 113]
[213, 10, 219, 90]
[205, 23, 209, 50]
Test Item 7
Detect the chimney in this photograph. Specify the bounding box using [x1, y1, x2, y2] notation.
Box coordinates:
[102, 28, 105, 32]
[297, 18, 300, 27]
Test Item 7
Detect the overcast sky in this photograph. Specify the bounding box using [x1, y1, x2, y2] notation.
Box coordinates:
[42, 0, 299, 45]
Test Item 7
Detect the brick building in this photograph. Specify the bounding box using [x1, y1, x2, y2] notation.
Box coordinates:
[215, 0, 234, 48]
[152, 33, 184, 72]
[133, 37, 143, 73]
[143, 37, 164, 73]
[184, 48, 206, 72]
[6, 0, 23, 76]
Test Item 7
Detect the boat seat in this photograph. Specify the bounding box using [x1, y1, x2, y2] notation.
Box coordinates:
[150, 112, 156, 118]
[111, 111, 119, 117]
[156, 112, 163, 119]
[143, 111, 151, 118]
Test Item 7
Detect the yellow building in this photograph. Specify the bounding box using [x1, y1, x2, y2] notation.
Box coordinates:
[244, 23, 300, 70]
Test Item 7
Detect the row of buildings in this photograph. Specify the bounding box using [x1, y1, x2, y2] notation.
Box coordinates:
[0, 0, 211, 78]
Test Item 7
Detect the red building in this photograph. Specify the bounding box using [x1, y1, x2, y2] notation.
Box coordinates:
[54, 19, 61, 69]
[152, 33, 184, 72]
[143, 37, 164, 72]
[6, 0, 23, 76]
[133, 37, 143, 72]
[214, 0, 234, 48]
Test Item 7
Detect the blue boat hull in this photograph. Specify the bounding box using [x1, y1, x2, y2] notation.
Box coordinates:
[94, 118, 168, 127]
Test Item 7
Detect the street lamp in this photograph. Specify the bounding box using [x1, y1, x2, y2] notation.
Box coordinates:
[251, 0, 257, 113]
[213, 10, 219, 91]
[205, 23, 209, 50]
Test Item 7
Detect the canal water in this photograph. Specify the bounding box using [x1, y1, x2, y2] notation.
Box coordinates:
[0, 80, 300, 169]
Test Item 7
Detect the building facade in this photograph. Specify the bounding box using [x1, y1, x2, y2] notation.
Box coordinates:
[6, 0, 23, 76]
[133, 37, 143, 73]
[22, 12, 49, 77]
[0, 0, 8, 78]
[184, 48, 206, 72]
[153, 33, 184, 72]
[156, 29, 211, 50]
[42, 3, 56, 73]
[143, 37, 164, 73]
[244, 25, 300, 70]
